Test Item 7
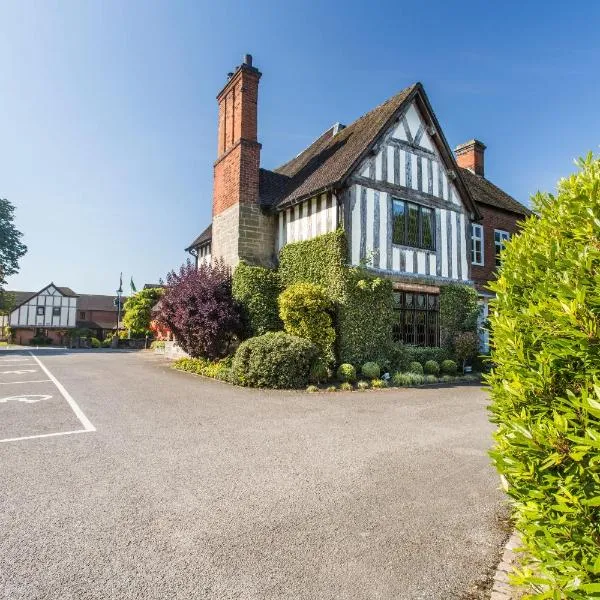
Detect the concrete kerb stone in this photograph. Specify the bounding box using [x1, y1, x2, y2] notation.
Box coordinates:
[490, 531, 525, 600]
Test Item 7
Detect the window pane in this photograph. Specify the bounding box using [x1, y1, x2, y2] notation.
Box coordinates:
[407, 204, 419, 246]
[392, 200, 405, 245]
[422, 207, 434, 249]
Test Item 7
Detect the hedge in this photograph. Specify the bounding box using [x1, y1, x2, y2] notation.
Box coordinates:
[278, 230, 395, 365]
[439, 284, 480, 351]
[232, 261, 282, 336]
[487, 154, 600, 596]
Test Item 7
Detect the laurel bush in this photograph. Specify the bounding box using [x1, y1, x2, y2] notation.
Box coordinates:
[441, 359, 458, 375]
[487, 154, 600, 597]
[361, 362, 380, 379]
[423, 360, 440, 376]
[336, 363, 357, 382]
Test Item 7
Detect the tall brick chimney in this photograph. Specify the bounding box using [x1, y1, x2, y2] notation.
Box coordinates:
[454, 139, 486, 177]
[211, 54, 275, 267]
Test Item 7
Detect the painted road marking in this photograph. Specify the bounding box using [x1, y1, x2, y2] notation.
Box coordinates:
[0, 394, 53, 404]
[1, 369, 37, 375]
[0, 429, 91, 443]
[0, 380, 52, 385]
[29, 353, 95, 432]
[0, 353, 96, 443]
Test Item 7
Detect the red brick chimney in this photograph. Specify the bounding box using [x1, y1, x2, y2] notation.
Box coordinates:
[211, 54, 275, 267]
[455, 139, 486, 177]
[213, 54, 261, 216]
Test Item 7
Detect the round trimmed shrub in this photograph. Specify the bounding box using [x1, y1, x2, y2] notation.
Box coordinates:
[306, 385, 319, 393]
[357, 380, 369, 390]
[326, 385, 337, 392]
[371, 378, 387, 389]
[441, 359, 458, 375]
[339, 382, 354, 392]
[361, 362, 380, 379]
[487, 155, 600, 594]
[424, 374, 438, 384]
[408, 361, 424, 375]
[423, 360, 440, 376]
[90, 337, 101, 348]
[336, 363, 357, 383]
[232, 332, 319, 389]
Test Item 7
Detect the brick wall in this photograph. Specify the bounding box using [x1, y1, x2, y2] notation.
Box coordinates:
[471, 204, 526, 291]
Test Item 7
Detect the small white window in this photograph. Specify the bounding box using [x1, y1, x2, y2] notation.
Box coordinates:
[36, 306, 45, 316]
[471, 224, 484, 265]
[494, 230, 510, 266]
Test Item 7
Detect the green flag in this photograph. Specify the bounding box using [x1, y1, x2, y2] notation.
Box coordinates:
[117, 272, 123, 294]
[130, 277, 137, 294]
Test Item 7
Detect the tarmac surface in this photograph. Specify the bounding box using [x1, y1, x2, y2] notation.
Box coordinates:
[0, 349, 506, 599]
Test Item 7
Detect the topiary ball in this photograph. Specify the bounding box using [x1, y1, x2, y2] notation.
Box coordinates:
[408, 361, 424, 375]
[357, 380, 369, 390]
[423, 360, 440, 376]
[441, 359, 458, 375]
[361, 362, 380, 379]
[336, 363, 357, 383]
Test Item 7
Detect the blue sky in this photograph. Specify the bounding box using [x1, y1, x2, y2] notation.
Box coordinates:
[2, 0, 599, 294]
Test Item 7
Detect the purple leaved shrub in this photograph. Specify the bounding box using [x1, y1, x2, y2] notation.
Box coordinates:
[157, 259, 244, 359]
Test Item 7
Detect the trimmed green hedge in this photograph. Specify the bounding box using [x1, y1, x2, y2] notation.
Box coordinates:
[232, 261, 282, 336]
[279, 230, 395, 365]
[439, 284, 480, 351]
[487, 154, 600, 595]
[232, 331, 319, 389]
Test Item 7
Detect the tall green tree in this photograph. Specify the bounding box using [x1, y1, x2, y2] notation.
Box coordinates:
[123, 287, 164, 335]
[0, 198, 27, 287]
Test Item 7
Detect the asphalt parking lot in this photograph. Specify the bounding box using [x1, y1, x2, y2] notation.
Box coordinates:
[0, 349, 507, 600]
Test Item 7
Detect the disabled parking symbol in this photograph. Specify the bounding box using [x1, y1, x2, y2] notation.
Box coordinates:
[0, 394, 53, 404]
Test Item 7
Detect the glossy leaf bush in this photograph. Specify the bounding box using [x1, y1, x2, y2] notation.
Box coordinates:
[487, 154, 600, 598]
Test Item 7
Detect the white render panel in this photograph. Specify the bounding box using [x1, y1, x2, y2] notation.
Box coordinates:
[460, 212, 469, 280]
[386, 146, 394, 183]
[440, 209, 448, 277]
[379, 192, 388, 268]
[421, 158, 428, 193]
[331, 194, 338, 231]
[417, 251, 426, 274]
[365, 188, 374, 257]
[404, 250, 414, 273]
[278, 212, 284, 250]
[411, 153, 418, 190]
[405, 103, 421, 139]
[432, 164, 439, 197]
[420, 130, 434, 152]
[451, 212, 458, 279]
[399, 150, 406, 187]
[429, 253, 437, 275]
[294, 204, 300, 241]
[311, 197, 318, 238]
[393, 122, 407, 141]
[351, 186, 361, 264]
[392, 246, 400, 271]
[375, 150, 383, 181]
[360, 162, 370, 177]
[442, 170, 448, 200]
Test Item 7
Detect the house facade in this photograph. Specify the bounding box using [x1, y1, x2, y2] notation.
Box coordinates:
[187, 54, 530, 348]
[1, 283, 123, 344]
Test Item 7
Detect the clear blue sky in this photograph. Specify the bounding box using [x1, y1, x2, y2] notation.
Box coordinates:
[2, 1, 599, 294]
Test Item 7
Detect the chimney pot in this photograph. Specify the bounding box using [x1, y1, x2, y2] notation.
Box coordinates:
[243, 54, 253, 66]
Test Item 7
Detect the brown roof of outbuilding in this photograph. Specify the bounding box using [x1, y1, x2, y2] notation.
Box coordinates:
[459, 168, 531, 217]
[78, 294, 123, 312]
[185, 224, 212, 251]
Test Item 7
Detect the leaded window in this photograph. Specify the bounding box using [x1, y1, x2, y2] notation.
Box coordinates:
[392, 291, 439, 346]
[392, 199, 435, 250]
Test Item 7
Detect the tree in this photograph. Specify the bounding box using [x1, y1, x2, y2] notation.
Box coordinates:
[156, 260, 244, 359]
[439, 284, 480, 352]
[487, 153, 600, 596]
[123, 287, 163, 335]
[0, 199, 27, 287]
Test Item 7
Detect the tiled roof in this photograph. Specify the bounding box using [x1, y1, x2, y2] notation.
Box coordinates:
[78, 294, 123, 312]
[266, 84, 417, 207]
[185, 224, 212, 251]
[460, 168, 531, 217]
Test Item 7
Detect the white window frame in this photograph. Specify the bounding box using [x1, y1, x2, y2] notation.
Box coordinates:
[471, 224, 484, 266]
[494, 229, 510, 266]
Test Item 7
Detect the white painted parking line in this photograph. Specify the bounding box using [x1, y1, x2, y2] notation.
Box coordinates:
[0, 429, 92, 444]
[29, 353, 95, 432]
[0, 380, 52, 385]
[0, 353, 96, 444]
[1, 369, 37, 375]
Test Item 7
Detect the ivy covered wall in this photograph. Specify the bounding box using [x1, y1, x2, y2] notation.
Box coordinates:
[279, 230, 395, 365]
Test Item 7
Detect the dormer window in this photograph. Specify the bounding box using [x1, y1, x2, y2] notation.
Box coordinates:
[392, 198, 435, 251]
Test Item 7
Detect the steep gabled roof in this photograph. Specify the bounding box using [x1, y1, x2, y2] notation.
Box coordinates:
[8, 283, 79, 311]
[460, 168, 531, 217]
[264, 85, 416, 208]
[185, 224, 212, 252]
